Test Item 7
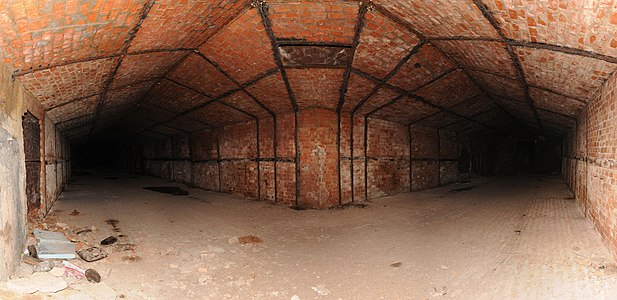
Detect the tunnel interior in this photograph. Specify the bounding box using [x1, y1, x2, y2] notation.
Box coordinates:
[1, 0, 617, 297]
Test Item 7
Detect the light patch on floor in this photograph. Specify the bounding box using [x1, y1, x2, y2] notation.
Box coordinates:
[12, 173, 617, 299]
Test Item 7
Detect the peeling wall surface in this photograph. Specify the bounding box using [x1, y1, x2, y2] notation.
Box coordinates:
[0, 63, 70, 280]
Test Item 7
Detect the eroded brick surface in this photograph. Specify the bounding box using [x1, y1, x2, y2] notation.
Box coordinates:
[298, 109, 338, 208]
[450, 94, 495, 117]
[280, 45, 352, 67]
[353, 9, 420, 79]
[367, 118, 408, 158]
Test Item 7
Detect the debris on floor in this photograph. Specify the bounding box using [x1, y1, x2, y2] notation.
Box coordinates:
[33, 229, 75, 259]
[100, 236, 118, 245]
[85, 269, 101, 283]
[63, 261, 86, 279]
[77, 247, 108, 262]
[69, 209, 80, 216]
[390, 261, 402, 268]
[238, 235, 263, 244]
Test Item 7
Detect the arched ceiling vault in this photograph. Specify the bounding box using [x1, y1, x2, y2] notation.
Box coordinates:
[1, 0, 616, 142]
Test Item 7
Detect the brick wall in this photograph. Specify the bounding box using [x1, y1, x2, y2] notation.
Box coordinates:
[143, 109, 461, 209]
[565, 70, 617, 258]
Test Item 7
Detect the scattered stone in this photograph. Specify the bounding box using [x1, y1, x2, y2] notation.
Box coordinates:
[32, 260, 54, 272]
[311, 284, 331, 296]
[114, 243, 135, 252]
[49, 267, 65, 277]
[291, 295, 301, 300]
[78, 247, 108, 262]
[238, 235, 263, 244]
[63, 260, 86, 279]
[228, 237, 240, 245]
[440, 265, 448, 270]
[78, 282, 117, 300]
[85, 269, 101, 283]
[21, 255, 41, 266]
[198, 267, 208, 273]
[27, 245, 38, 258]
[198, 274, 212, 285]
[31, 272, 68, 293]
[4, 278, 39, 294]
[169, 264, 179, 269]
[14, 263, 33, 278]
[390, 262, 402, 268]
[69, 210, 80, 216]
[100, 236, 118, 246]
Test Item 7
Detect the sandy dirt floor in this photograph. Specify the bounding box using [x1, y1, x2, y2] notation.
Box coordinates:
[3, 172, 617, 299]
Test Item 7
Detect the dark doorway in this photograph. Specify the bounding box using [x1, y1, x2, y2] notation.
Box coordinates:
[22, 112, 41, 217]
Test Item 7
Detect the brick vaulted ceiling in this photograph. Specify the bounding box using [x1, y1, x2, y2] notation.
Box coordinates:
[2, 0, 617, 142]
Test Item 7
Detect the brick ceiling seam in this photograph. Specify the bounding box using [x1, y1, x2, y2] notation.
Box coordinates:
[352, 41, 427, 115]
[98, 1, 254, 141]
[471, 0, 546, 135]
[256, 1, 299, 112]
[350, 67, 500, 132]
[409, 91, 486, 126]
[367, 66, 460, 117]
[464, 66, 589, 105]
[192, 51, 275, 117]
[87, 0, 158, 139]
[365, 1, 514, 134]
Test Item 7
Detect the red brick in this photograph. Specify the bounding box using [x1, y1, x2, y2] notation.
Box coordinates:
[353, 10, 420, 79]
[18, 58, 117, 109]
[415, 69, 483, 108]
[129, 0, 249, 51]
[111, 51, 187, 89]
[485, 0, 617, 57]
[378, 0, 500, 38]
[144, 80, 207, 114]
[0, 0, 143, 70]
[433, 40, 518, 78]
[340, 73, 377, 113]
[374, 96, 439, 124]
[167, 53, 239, 98]
[298, 109, 338, 208]
[287, 68, 345, 111]
[268, 1, 358, 44]
[515, 47, 616, 101]
[246, 72, 294, 114]
[200, 8, 275, 84]
[530, 87, 585, 117]
[219, 121, 257, 159]
[389, 44, 455, 91]
[46, 95, 99, 124]
[355, 86, 401, 116]
[188, 101, 253, 128]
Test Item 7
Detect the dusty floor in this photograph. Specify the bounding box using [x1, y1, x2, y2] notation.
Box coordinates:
[6, 172, 617, 299]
